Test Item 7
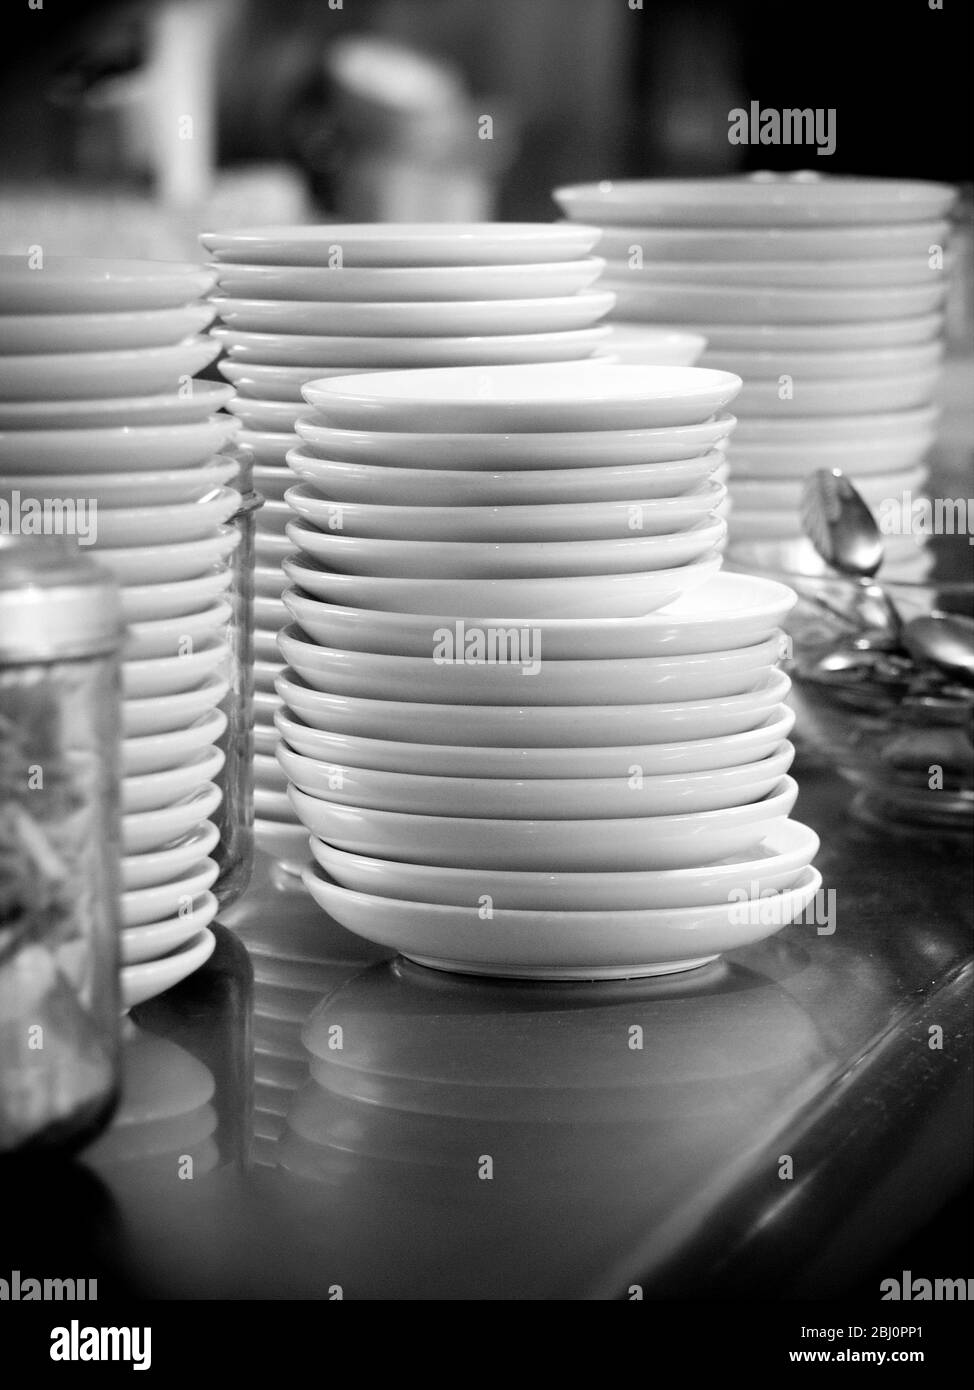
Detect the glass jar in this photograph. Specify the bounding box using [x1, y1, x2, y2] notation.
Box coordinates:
[213, 442, 262, 909]
[0, 536, 125, 1154]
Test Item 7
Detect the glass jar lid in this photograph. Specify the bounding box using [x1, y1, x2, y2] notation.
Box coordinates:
[0, 535, 123, 663]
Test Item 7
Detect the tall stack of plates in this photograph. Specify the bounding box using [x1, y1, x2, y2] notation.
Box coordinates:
[554, 175, 957, 579]
[199, 221, 617, 854]
[275, 361, 821, 981]
[0, 256, 238, 1006]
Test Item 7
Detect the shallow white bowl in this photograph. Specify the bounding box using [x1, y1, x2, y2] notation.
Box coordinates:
[286, 448, 723, 506]
[254, 818, 313, 871]
[0, 416, 238, 476]
[277, 624, 780, 705]
[601, 277, 946, 325]
[212, 290, 615, 337]
[87, 488, 240, 547]
[288, 774, 799, 870]
[256, 498, 292, 534]
[282, 570, 794, 659]
[734, 369, 940, 416]
[2, 458, 239, 507]
[606, 254, 949, 289]
[97, 527, 239, 584]
[598, 324, 707, 365]
[553, 177, 956, 227]
[122, 642, 229, 699]
[233, 429, 294, 466]
[123, 676, 229, 737]
[281, 547, 723, 618]
[123, 601, 231, 660]
[700, 342, 943, 382]
[730, 466, 928, 510]
[0, 380, 233, 430]
[590, 220, 951, 262]
[120, 820, 220, 891]
[732, 404, 938, 445]
[121, 858, 219, 928]
[309, 817, 817, 910]
[121, 746, 225, 813]
[121, 927, 216, 1009]
[1, 302, 216, 354]
[122, 782, 222, 854]
[663, 315, 942, 353]
[120, 567, 233, 623]
[255, 562, 288, 598]
[226, 399, 310, 435]
[0, 255, 216, 312]
[123, 708, 227, 776]
[276, 665, 791, 746]
[279, 739, 794, 818]
[251, 465, 293, 500]
[220, 362, 369, 402]
[275, 703, 795, 779]
[299, 862, 820, 979]
[213, 324, 611, 368]
[292, 411, 735, 468]
[284, 479, 725, 542]
[728, 437, 934, 478]
[209, 257, 605, 300]
[302, 362, 742, 433]
[201, 222, 601, 267]
[0, 336, 221, 402]
[121, 893, 219, 966]
[286, 515, 726, 578]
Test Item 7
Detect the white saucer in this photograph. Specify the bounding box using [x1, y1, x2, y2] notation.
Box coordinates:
[123, 601, 232, 660]
[122, 642, 229, 699]
[5, 459, 239, 509]
[210, 256, 605, 301]
[121, 746, 225, 813]
[123, 677, 229, 737]
[97, 527, 239, 584]
[0, 380, 233, 429]
[121, 927, 216, 1009]
[120, 568, 234, 623]
[120, 821, 220, 892]
[0, 416, 239, 473]
[122, 783, 222, 854]
[122, 860, 220, 928]
[0, 254, 216, 312]
[0, 337, 220, 402]
[1, 302, 216, 353]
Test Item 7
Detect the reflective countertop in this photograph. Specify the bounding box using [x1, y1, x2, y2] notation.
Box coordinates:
[9, 763, 970, 1301]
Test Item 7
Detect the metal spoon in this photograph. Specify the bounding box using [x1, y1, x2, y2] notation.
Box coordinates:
[902, 612, 974, 688]
[800, 468, 902, 643]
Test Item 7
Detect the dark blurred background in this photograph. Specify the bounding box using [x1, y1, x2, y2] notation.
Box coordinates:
[0, 0, 969, 256]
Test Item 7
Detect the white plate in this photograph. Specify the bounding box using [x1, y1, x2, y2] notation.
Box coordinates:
[122, 643, 229, 699]
[0, 337, 221, 401]
[226, 398, 310, 434]
[255, 785, 297, 821]
[212, 291, 615, 337]
[284, 479, 725, 542]
[98, 527, 239, 584]
[251, 464, 294, 500]
[277, 703, 796, 780]
[299, 863, 820, 979]
[212, 324, 611, 368]
[210, 257, 605, 301]
[120, 568, 234, 623]
[122, 860, 220, 928]
[286, 448, 723, 506]
[282, 571, 795, 659]
[699, 341, 943, 381]
[553, 177, 956, 226]
[598, 324, 707, 365]
[286, 515, 726, 578]
[122, 783, 222, 854]
[121, 927, 216, 1009]
[220, 362, 368, 401]
[281, 548, 723, 618]
[280, 739, 794, 818]
[734, 368, 940, 416]
[0, 303, 217, 353]
[90, 489, 240, 547]
[590, 219, 951, 261]
[123, 676, 229, 736]
[600, 277, 946, 325]
[201, 222, 601, 267]
[0, 416, 238, 473]
[0, 255, 216, 312]
[289, 774, 799, 871]
[4, 459, 239, 509]
[733, 404, 938, 445]
[604, 255, 948, 288]
[310, 817, 818, 910]
[276, 666, 792, 746]
[123, 708, 227, 775]
[729, 437, 933, 477]
[659, 315, 942, 352]
[254, 818, 312, 870]
[123, 601, 232, 660]
[122, 746, 226, 813]
[0, 380, 233, 429]
[292, 412, 735, 468]
[301, 362, 742, 432]
[730, 466, 928, 510]
[121, 820, 220, 891]
[277, 625, 779, 706]
[121, 893, 219, 965]
[234, 429, 294, 466]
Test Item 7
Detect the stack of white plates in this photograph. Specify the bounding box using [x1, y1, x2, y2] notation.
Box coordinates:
[273, 361, 820, 980]
[553, 175, 957, 580]
[0, 256, 238, 1005]
[200, 221, 620, 845]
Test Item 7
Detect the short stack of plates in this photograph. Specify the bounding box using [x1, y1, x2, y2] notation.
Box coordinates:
[274, 361, 820, 980]
[553, 175, 957, 580]
[0, 255, 239, 1006]
[199, 221, 617, 850]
